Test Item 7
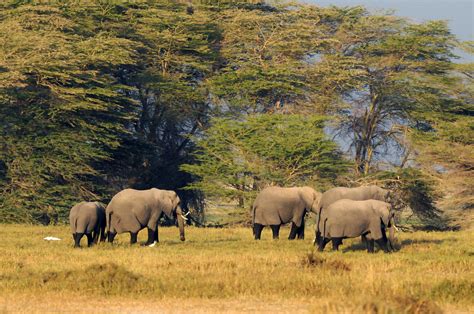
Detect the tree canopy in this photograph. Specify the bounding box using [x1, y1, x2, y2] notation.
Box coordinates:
[0, 1, 471, 228]
[181, 114, 347, 207]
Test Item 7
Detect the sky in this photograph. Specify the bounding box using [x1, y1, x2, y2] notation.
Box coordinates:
[303, 0, 473, 61]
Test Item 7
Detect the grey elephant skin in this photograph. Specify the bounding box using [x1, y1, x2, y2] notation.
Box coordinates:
[106, 188, 185, 246]
[315, 185, 390, 242]
[252, 186, 321, 240]
[317, 199, 395, 253]
[318, 186, 389, 210]
[69, 201, 106, 248]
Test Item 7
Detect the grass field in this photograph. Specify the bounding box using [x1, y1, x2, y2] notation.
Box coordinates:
[0, 224, 473, 313]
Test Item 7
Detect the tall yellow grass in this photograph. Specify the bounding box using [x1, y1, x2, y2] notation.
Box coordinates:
[0, 224, 472, 312]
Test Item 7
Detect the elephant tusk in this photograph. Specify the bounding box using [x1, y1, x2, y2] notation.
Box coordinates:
[180, 214, 188, 221]
[394, 224, 399, 232]
[184, 211, 191, 216]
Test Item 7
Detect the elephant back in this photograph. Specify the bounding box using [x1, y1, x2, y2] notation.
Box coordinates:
[253, 186, 304, 226]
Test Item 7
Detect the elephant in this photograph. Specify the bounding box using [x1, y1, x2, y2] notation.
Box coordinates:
[315, 185, 391, 244]
[106, 188, 186, 246]
[252, 186, 321, 240]
[69, 201, 106, 248]
[317, 199, 395, 253]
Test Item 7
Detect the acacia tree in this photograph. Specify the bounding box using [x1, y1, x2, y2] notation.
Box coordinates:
[181, 114, 347, 207]
[93, 2, 224, 215]
[208, 3, 332, 114]
[312, 7, 457, 175]
[0, 4, 138, 222]
[0, 1, 469, 226]
[409, 42, 473, 221]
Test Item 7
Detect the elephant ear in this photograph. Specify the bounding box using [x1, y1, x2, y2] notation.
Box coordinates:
[299, 187, 313, 209]
[379, 205, 391, 227]
[312, 191, 322, 213]
[171, 191, 180, 209]
[159, 191, 174, 219]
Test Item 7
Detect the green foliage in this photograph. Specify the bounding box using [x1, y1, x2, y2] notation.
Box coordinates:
[181, 114, 348, 206]
[312, 8, 458, 174]
[0, 1, 470, 227]
[208, 4, 329, 113]
[0, 4, 139, 223]
[353, 168, 456, 230]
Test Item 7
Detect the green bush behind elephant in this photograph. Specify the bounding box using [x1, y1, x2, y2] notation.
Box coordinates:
[317, 199, 395, 253]
[252, 186, 321, 240]
[106, 188, 186, 246]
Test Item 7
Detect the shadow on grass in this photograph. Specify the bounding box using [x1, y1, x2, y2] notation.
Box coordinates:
[163, 238, 241, 245]
[400, 238, 457, 246]
[341, 241, 367, 253]
[340, 237, 457, 253]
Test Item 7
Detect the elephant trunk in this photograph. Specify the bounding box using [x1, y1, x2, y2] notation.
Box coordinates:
[105, 208, 112, 240]
[388, 216, 396, 251]
[176, 206, 186, 242]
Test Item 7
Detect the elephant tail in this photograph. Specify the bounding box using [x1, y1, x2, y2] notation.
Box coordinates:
[106, 207, 113, 238]
[388, 216, 396, 251]
[251, 204, 256, 235]
[322, 218, 328, 243]
[315, 205, 323, 244]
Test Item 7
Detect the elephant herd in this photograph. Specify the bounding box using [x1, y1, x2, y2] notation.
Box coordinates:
[252, 185, 396, 253]
[70, 185, 397, 253]
[69, 188, 186, 248]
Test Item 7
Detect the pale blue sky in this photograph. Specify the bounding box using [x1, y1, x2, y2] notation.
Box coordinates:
[303, 0, 473, 61]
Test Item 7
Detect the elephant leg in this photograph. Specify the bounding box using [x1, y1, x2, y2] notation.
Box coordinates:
[315, 230, 321, 247]
[297, 218, 305, 240]
[367, 239, 375, 253]
[130, 232, 138, 245]
[318, 237, 330, 252]
[107, 231, 116, 243]
[332, 237, 343, 251]
[363, 235, 370, 251]
[381, 228, 392, 252]
[99, 226, 106, 242]
[376, 235, 390, 253]
[270, 225, 280, 239]
[86, 233, 93, 247]
[145, 227, 155, 246]
[92, 227, 100, 244]
[253, 224, 264, 240]
[297, 220, 304, 240]
[154, 223, 159, 243]
[288, 223, 298, 240]
[74, 233, 84, 248]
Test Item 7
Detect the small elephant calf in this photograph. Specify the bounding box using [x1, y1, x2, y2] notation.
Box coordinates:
[69, 201, 106, 248]
[317, 199, 395, 253]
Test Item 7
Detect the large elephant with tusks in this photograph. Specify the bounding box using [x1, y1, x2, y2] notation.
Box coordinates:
[106, 188, 187, 246]
[252, 186, 321, 240]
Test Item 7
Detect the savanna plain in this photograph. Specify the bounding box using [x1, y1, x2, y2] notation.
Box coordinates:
[0, 224, 473, 313]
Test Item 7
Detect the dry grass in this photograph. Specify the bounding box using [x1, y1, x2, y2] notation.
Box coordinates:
[0, 224, 473, 313]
